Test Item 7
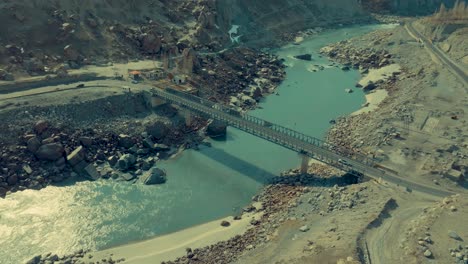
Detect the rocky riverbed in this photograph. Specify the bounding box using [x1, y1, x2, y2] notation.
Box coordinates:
[0, 108, 207, 198]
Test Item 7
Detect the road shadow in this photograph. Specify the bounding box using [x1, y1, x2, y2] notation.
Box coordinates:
[197, 145, 276, 184]
[198, 145, 360, 187]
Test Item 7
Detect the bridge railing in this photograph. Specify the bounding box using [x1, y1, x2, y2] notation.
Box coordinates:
[151, 87, 377, 168]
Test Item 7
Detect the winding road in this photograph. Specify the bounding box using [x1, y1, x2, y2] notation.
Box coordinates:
[405, 21, 468, 89]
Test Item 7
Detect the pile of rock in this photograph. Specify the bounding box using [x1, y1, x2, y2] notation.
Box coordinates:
[193, 47, 286, 107]
[164, 177, 307, 264]
[320, 42, 393, 71]
[0, 115, 198, 197]
[26, 249, 125, 264]
[325, 185, 367, 212]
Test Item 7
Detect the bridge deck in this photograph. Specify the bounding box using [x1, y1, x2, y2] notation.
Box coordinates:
[151, 87, 455, 197]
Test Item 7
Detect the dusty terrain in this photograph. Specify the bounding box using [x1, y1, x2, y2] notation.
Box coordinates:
[0, 1, 467, 264]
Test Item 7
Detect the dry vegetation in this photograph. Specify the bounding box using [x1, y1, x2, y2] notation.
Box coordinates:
[431, 0, 468, 23]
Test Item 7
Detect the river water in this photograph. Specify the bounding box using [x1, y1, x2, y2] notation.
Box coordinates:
[0, 25, 388, 263]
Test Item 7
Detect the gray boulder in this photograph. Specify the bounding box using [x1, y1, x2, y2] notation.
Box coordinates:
[449, 230, 463, 241]
[34, 120, 49, 135]
[0, 69, 14, 81]
[141, 168, 166, 185]
[79, 137, 93, 147]
[83, 164, 100, 181]
[363, 81, 376, 92]
[146, 121, 169, 140]
[108, 155, 118, 167]
[66, 146, 85, 166]
[118, 134, 134, 149]
[120, 173, 135, 181]
[26, 255, 41, 264]
[116, 154, 136, 171]
[154, 144, 170, 151]
[35, 143, 64, 161]
[423, 249, 432, 258]
[206, 120, 227, 138]
[294, 54, 312, 61]
[27, 137, 41, 153]
[142, 137, 155, 149]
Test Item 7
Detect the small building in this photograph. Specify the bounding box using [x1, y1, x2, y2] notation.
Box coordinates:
[171, 74, 187, 85]
[129, 70, 142, 80]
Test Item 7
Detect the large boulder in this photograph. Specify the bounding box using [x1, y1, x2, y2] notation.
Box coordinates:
[206, 120, 226, 138]
[118, 134, 134, 149]
[79, 137, 93, 147]
[362, 81, 376, 92]
[7, 175, 18, 185]
[294, 54, 312, 61]
[34, 120, 49, 135]
[35, 143, 64, 161]
[27, 137, 41, 153]
[67, 146, 86, 166]
[154, 144, 170, 151]
[116, 154, 136, 171]
[0, 187, 7, 198]
[83, 164, 100, 181]
[141, 168, 166, 185]
[63, 44, 79, 61]
[146, 121, 169, 140]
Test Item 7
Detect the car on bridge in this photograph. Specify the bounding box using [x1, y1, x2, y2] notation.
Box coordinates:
[338, 158, 350, 166]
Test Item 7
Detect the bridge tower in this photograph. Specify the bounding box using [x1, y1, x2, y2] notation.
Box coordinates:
[184, 110, 193, 126]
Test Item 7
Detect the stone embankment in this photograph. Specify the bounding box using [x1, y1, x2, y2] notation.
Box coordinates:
[0, 100, 208, 198]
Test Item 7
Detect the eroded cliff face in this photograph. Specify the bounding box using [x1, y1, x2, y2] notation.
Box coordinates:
[361, 0, 459, 14]
[0, 0, 372, 74]
[215, 0, 367, 44]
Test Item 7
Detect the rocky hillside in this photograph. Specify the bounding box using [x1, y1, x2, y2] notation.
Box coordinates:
[1, 0, 460, 79]
[216, 0, 367, 44]
[362, 0, 459, 14]
[0, 0, 375, 79]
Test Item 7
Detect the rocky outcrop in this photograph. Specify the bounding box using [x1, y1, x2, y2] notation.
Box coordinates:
[116, 154, 136, 171]
[140, 168, 167, 185]
[206, 120, 227, 138]
[145, 121, 169, 140]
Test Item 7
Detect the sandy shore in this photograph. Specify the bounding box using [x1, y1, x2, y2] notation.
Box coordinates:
[351, 64, 400, 115]
[89, 212, 262, 264]
[352, 89, 388, 115]
[358, 64, 401, 87]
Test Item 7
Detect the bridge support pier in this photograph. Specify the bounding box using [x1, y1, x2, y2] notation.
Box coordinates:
[300, 155, 310, 174]
[184, 111, 193, 126]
